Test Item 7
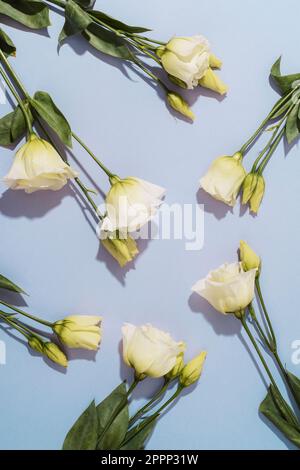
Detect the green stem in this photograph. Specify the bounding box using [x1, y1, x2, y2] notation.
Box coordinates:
[0, 311, 30, 340]
[0, 300, 53, 327]
[248, 304, 272, 348]
[257, 126, 285, 175]
[241, 316, 298, 427]
[121, 385, 184, 448]
[127, 34, 165, 46]
[0, 311, 46, 340]
[72, 131, 113, 178]
[255, 277, 277, 349]
[0, 64, 32, 134]
[133, 57, 167, 92]
[239, 89, 295, 155]
[129, 379, 172, 426]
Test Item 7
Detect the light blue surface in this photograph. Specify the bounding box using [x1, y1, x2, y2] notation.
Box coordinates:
[0, 0, 299, 450]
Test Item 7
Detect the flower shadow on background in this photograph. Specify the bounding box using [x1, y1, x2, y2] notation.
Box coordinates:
[188, 292, 267, 386]
[196, 187, 232, 220]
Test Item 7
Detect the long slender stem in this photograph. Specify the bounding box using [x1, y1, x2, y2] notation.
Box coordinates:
[129, 379, 172, 426]
[257, 127, 285, 174]
[255, 277, 277, 349]
[248, 304, 272, 348]
[0, 64, 32, 134]
[0, 311, 30, 340]
[241, 317, 298, 427]
[0, 311, 46, 340]
[72, 132, 113, 178]
[0, 300, 53, 327]
[239, 88, 296, 155]
[121, 385, 184, 448]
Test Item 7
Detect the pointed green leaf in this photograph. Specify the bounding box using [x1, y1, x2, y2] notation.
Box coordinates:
[29, 91, 72, 147]
[0, 111, 16, 146]
[10, 103, 32, 142]
[0, 0, 50, 30]
[0, 273, 24, 294]
[120, 418, 157, 450]
[90, 10, 151, 34]
[260, 386, 300, 448]
[0, 28, 16, 57]
[63, 400, 98, 450]
[83, 23, 134, 60]
[64, 0, 92, 34]
[285, 105, 300, 144]
[287, 371, 300, 409]
[96, 382, 129, 450]
[271, 57, 300, 96]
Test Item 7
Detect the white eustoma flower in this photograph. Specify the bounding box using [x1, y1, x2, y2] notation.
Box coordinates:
[53, 315, 102, 350]
[192, 262, 256, 314]
[200, 152, 246, 207]
[4, 134, 77, 193]
[101, 176, 166, 233]
[160, 35, 210, 89]
[122, 323, 186, 379]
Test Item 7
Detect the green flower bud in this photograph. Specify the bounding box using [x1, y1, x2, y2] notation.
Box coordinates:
[249, 175, 265, 214]
[240, 240, 261, 273]
[101, 235, 139, 267]
[180, 352, 207, 387]
[242, 173, 258, 204]
[28, 336, 44, 354]
[167, 92, 195, 121]
[43, 342, 68, 368]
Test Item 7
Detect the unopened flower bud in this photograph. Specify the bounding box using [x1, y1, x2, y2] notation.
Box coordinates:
[242, 173, 258, 204]
[28, 336, 44, 354]
[249, 175, 265, 214]
[180, 352, 207, 387]
[43, 342, 68, 367]
[167, 92, 195, 121]
[240, 240, 261, 273]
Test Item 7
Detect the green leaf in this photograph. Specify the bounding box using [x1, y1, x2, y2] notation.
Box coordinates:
[0, 273, 24, 293]
[0, 28, 16, 56]
[10, 103, 31, 142]
[120, 418, 157, 450]
[83, 23, 134, 60]
[0, 0, 50, 30]
[285, 104, 300, 144]
[96, 382, 129, 450]
[29, 91, 72, 147]
[260, 386, 300, 448]
[287, 371, 300, 409]
[63, 400, 98, 450]
[90, 10, 151, 34]
[0, 111, 15, 146]
[271, 57, 300, 96]
[64, 0, 92, 34]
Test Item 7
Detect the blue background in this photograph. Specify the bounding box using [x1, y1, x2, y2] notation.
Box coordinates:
[0, 0, 299, 450]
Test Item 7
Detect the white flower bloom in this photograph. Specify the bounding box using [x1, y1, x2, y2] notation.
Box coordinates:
[101, 176, 166, 233]
[122, 323, 186, 379]
[192, 262, 256, 314]
[53, 315, 102, 350]
[160, 35, 210, 89]
[4, 134, 77, 193]
[200, 152, 246, 207]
